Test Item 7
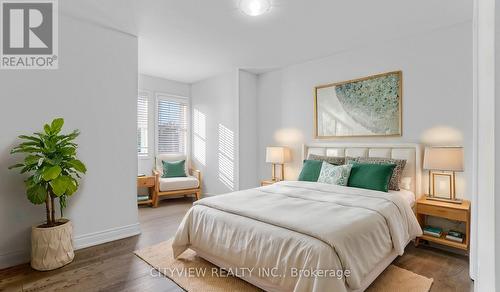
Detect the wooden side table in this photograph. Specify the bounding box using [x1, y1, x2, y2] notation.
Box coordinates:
[137, 176, 156, 207]
[415, 197, 470, 251]
[261, 179, 279, 186]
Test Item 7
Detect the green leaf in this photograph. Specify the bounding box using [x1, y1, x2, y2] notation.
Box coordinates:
[25, 177, 35, 189]
[17, 141, 40, 148]
[59, 195, 67, 217]
[49, 175, 71, 196]
[18, 135, 42, 143]
[8, 163, 24, 169]
[68, 159, 86, 173]
[27, 185, 47, 204]
[33, 132, 47, 139]
[42, 165, 61, 181]
[43, 124, 51, 135]
[25, 155, 41, 165]
[33, 172, 42, 183]
[50, 118, 64, 134]
[20, 165, 32, 174]
[11, 147, 40, 154]
[60, 147, 76, 156]
[65, 179, 78, 196]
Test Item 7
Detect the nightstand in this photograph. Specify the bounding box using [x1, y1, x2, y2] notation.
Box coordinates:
[261, 179, 278, 186]
[415, 197, 470, 251]
[137, 176, 156, 206]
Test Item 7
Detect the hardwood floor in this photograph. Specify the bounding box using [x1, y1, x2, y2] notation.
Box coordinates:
[0, 197, 473, 292]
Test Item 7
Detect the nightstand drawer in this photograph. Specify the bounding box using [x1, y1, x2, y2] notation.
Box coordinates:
[137, 176, 155, 187]
[417, 204, 467, 221]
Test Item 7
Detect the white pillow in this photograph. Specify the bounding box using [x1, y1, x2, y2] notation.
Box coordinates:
[317, 162, 352, 186]
[400, 177, 412, 190]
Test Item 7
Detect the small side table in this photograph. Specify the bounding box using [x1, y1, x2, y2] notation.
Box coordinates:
[137, 176, 156, 207]
[415, 197, 470, 251]
[261, 179, 279, 186]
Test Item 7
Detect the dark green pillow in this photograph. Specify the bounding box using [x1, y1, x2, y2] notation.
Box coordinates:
[161, 160, 187, 178]
[347, 162, 396, 192]
[298, 160, 323, 182]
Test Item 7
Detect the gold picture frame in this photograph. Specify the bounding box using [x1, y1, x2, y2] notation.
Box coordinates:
[427, 171, 460, 203]
[314, 71, 403, 138]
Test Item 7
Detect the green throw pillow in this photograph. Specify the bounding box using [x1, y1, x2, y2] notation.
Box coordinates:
[298, 160, 323, 182]
[161, 160, 187, 178]
[347, 162, 396, 192]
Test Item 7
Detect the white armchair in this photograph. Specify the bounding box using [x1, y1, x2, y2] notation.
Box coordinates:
[153, 153, 202, 207]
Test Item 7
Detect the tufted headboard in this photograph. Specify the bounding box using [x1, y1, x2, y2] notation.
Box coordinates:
[302, 143, 422, 196]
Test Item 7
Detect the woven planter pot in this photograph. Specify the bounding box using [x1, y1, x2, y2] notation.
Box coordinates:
[31, 219, 74, 271]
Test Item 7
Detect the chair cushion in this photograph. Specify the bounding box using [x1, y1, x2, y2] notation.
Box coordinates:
[159, 176, 199, 192]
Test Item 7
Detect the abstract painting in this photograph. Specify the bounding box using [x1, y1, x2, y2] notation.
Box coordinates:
[314, 71, 402, 137]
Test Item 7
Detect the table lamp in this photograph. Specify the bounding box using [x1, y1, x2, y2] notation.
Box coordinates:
[423, 146, 464, 203]
[266, 146, 290, 181]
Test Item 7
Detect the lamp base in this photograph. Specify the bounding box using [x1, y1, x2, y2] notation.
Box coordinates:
[270, 163, 284, 182]
[425, 195, 463, 204]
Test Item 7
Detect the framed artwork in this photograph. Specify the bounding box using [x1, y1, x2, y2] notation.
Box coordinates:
[430, 172, 455, 200]
[314, 71, 402, 138]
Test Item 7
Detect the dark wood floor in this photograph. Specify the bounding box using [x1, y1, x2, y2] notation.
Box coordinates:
[0, 197, 473, 292]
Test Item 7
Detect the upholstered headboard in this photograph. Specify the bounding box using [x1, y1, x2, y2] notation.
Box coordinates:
[302, 143, 422, 196]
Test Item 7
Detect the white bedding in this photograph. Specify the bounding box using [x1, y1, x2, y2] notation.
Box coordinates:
[172, 181, 422, 292]
[389, 189, 416, 207]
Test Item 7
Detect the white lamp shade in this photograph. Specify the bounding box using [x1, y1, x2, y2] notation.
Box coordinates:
[423, 147, 464, 171]
[266, 146, 290, 164]
[239, 0, 271, 16]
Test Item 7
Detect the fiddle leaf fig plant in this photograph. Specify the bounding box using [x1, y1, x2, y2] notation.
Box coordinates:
[9, 118, 86, 227]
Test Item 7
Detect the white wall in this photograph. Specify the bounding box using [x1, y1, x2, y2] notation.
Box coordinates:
[138, 75, 190, 175]
[257, 22, 473, 200]
[191, 71, 239, 195]
[473, 0, 496, 288]
[190, 70, 259, 196]
[495, 1, 500, 289]
[0, 15, 139, 268]
[238, 70, 259, 190]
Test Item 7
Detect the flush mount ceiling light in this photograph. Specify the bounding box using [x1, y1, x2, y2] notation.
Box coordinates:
[239, 0, 271, 16]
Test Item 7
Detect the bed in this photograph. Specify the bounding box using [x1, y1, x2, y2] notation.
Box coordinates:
[172, 143, 423, 292]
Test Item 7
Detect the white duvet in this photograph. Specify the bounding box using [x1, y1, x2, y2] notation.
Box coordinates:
[172, 181, 422, 292]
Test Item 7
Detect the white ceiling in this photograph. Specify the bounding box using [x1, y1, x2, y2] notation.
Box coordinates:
[63, 0, 472, 84]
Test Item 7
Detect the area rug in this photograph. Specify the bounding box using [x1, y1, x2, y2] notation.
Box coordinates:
[135, 240, 433, 292]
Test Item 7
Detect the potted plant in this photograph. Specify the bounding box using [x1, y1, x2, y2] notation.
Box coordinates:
[9, 118, 86, 271]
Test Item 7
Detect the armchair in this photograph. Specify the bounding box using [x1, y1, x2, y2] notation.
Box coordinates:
[153, 153, 202, 207]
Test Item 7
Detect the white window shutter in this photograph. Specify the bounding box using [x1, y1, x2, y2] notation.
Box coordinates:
[157, 98, 188, 154]
[137, 93, 148, 155]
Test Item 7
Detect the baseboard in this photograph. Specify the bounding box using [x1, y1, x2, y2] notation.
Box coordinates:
[0, 249, 30, 270]
[0, 223, 141, 270]
[74, 222, 141, 250]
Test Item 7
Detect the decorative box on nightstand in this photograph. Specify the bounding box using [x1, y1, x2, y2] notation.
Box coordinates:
[415, 197, 470, 251]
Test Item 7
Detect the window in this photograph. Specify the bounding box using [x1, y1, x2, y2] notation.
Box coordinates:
[156, 95, 188, 154]
[137, 92, 149, 156]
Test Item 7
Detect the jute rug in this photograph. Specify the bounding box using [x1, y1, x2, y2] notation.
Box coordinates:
[135, 240, 433, 292]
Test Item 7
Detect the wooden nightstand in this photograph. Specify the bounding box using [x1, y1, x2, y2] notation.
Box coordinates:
[261, 179, 279, 186]
[137, 176, 156, 206]
[415, 197, 470, 251]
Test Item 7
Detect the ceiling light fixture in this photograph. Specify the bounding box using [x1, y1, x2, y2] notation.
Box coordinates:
[239, 0, 271, 16]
